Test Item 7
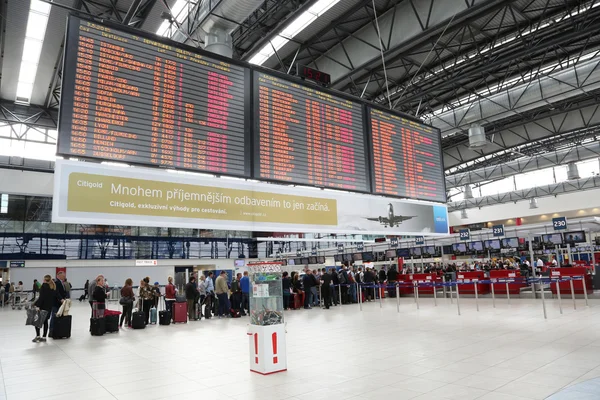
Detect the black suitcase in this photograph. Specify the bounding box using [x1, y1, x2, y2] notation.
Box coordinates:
[159, 310, 171, 325]
[90, 318, 106, 336]
[105, 315, 119, 332]
[132, 311, 145, 329]
[51, 315, 72, 339]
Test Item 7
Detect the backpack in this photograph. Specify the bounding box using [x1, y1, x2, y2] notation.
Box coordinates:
[338, 271, 347, 284]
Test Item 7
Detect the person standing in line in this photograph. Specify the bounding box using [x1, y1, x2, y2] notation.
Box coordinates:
[49, 272, 67, 336]
[165, 276, 176, 315]
[230, 273, 242, 312]
[310, 270, 319, 307]
[32, 275, 60, 343]
[64, 279, 71, 299]
[197, 275, 206, 318]
[139, 277, 154, 325]
[152, 282, 161, 308]
[88, 275, 101, 314]
[240, 271, 250, 315]
[32, 279, 40, 301]
[363, 267, 374, 301]
[83, 280, 89, 299]
[338, 264, 349, 304]
[320, 268, 332, 309]
[204, 272, 215, 319]
[282, 271, 291, 310]
[331, 268, 340, 306]
[120, 278, 135, 328]
[215, 271, 230, 318]
[185, 277, 197, 321]
[92, 276, 107, 319]
[302, 270, 313, 309]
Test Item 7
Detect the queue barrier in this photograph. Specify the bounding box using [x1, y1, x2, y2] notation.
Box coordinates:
[345, 275, 592, 319]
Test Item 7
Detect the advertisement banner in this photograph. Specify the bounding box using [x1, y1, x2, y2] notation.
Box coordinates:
[52, 160, 449, 235]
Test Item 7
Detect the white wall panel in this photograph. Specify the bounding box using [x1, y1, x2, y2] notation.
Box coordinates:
[0, 169, 53, 196]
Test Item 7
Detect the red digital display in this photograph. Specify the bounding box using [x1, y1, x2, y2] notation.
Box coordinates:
[297, 64, 331, 86]
[370, 108, 446, 202]
[254, 72, 369, 192]
[58, 18, 248, 176]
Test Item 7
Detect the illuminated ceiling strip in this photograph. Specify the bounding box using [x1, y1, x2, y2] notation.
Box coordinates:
[15, 0, 51, 104]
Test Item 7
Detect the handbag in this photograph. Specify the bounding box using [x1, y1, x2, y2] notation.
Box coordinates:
[119, 296, 133, 306]
[56, 299, 71, 317]
[26, 308, 48, 328]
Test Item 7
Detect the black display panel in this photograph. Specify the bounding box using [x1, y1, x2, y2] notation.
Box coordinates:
[362, 252, 374, 262]
[410, 247, 422, 257]
[369, 108, 446, 202]
[468, 241, 484, 252]
[397, 248, 411, 258]
[542, 233, 563, 246]
[58, 17, 249, 176]
[564, 231, 586, 244]
[501, 237, 519, 249]
[484, 239, 501, 251]
[452, 243, 466, 254]
[254, 72, 369, 191]
[352, 253, 363, 261]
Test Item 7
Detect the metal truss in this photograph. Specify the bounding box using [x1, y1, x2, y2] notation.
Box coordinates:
[0, 101, 58, 145]
[44, 0, 160, 110]
[446, 140, 600, 189]
[448, 174, 600, 212]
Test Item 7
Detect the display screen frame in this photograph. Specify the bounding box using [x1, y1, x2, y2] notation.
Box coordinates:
[500, 237, 519, 249]
[366, 103, 447, 203]
[58, 16, 253, 177]
[563, 230, 586, 244]
[542, 233, 564, 246]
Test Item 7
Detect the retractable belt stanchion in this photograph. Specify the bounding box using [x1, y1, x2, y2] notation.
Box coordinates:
[442, 275, 447, 298]
[556, 277, 563, 314]
[506, 281, 511, 305]
[319, 285, 322, 307]
[358, 285, 363, 311]
[415, 282, 420, 310]
[449, 279, 453, 304]
[474, 282, 479, 312]
[379, 285, 383, 309]
[569, 277, 576, 310]
[396, 284, 400, 313]
[491, 279, 496, 308]
[540, 278, 548, 319]
[433, 281, 437, 306]
[582, 276, 589, 307]
[338, 285, 342, 307]
[455, 282, 461, 316]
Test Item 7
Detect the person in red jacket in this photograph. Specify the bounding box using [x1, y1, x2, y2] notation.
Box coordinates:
[165, 276, 176, 315]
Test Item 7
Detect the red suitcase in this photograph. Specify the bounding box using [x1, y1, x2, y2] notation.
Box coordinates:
[172, 302, 187, 323]
[292, 292, 303, 309]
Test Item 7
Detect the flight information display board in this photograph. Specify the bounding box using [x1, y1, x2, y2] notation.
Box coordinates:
[254, 72, 369, 192]
[58, 17, 249, 176]
[369, 108, 446, 202]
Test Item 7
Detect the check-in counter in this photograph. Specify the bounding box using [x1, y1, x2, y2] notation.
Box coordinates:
[489, 270, 526, 295]
[456, 271, 490, 295]
[397, 274, 414, 296]
[410, 273, 442, 295]
[549, 267, 592, 295]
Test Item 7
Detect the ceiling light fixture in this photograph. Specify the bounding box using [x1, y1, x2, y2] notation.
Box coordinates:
[15, 0, 51, 104]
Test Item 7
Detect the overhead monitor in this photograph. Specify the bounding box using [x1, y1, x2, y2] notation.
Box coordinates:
[542, 233, 563, 246]
[300, 257, 309, 265]
[234, 259, 245, 267]
[288, 259, 295, 265]
[421, 246, 436, 257]
[501, 237, 519, 249]
[467, 241, 483, 252]
[333, 254, 342, 262]
[369, 108, 446, 202]
[452, 243, 466, 254]
[396, 248, 411, 258]
[361, 252, 374, 262]
[317, 256, 325, 264]
[484, 239, 501, 250]
[409, 247, 422, 257]
[385, 249, 397, 259]
[352, 252, 363, 261]
[564, 231, 586, 244]
[308, 256, 317, 264]
[58, 17, 249, 176]
[343, 254, 353, 262]
[254, 72, 369, 192]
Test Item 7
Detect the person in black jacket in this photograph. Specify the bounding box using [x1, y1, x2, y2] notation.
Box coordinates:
[320, 268, 332, 309]
[92, 276, 107, 319]
[33, 275, 61, 343]
[185, 277, 197, 321]
[378, 267, 387, 283]
[49, 271, 68, 336]
[387, 266, 398, 298]
[302, 271, 313, 309]
[363, 268, 375, 301]
[331, 268, 340, 305]
[282, 272, 292, 310]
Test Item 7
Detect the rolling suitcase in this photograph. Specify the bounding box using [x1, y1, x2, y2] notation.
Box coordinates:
[172, 302, 187, 323]
[150, 306, 157, 325]
[90, 318, 106, 336]
[159, 298, 171, 326]
[105, 315, 119, 332]
[230, 308, 241, 318]
[51, 315, 72, 339]
[132, 300, 145, 329]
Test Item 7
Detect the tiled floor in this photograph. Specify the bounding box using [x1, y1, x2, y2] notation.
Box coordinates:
[2, 296, 600, 400]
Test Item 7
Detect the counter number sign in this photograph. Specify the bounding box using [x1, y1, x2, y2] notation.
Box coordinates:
[415, 236, 425, 245]
[552, 217, 567, 231]
[356, 242, 364, 251]
[390, 237, 398, 248]
[459, 229, 470, 241]
[337, 243, 344, 253]
[492, 224, 505, 237]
